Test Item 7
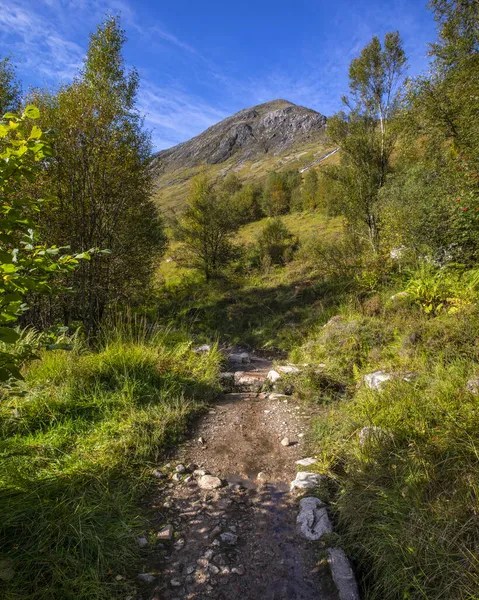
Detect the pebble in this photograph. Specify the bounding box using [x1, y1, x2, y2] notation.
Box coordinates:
[209, 564, 220, 575]
[152, 469, 165, 479]
[137, 573, 156, 584]
[175, 464, 186, 473]
[198, 475, 223, 490]
[198, 437, 205, 444]
[173, 538, 185, 550]
[231, 565, 246, 575]
[295, 457, 317, 467]
[170, 578, 182, 587]
[204, 549, 214, 560]
[172, 473, 182, 482]
[281, 437, 291, 446]
[220, 532, 238, 545]
[157, 525, 174, 540]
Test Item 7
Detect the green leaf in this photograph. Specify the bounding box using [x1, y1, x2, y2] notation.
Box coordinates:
[0, 327, 20, 343]
[28, 125, 43, 140]
[23, 105, 40, 120]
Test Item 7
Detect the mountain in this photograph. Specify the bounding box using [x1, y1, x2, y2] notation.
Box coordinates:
[151, 99, 332, 212]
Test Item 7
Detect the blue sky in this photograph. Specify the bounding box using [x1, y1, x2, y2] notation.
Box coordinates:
[0, 0, 437, 151]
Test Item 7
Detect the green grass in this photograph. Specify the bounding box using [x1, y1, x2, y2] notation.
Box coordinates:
[288, 278, 479, 600]
[0, 327, 221, 600]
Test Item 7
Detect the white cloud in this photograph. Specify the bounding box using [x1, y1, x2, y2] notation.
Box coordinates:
[138, 80, 228, 150]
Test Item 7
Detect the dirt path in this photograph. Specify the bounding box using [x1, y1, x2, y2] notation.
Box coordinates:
[139, 354, 342, 600]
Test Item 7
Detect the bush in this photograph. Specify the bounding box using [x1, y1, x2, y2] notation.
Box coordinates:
[256, 218, 298, 267]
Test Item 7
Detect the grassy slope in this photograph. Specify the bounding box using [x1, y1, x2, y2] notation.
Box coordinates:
[153, 138, 338, 214]
[0, 328, 221, 600]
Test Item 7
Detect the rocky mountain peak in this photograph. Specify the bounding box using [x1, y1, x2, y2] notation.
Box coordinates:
[152, 99, 326, 173]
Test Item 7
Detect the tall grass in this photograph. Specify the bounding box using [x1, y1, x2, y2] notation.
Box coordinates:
[291, 271, 479, 600]
[0, 324, 221, 599]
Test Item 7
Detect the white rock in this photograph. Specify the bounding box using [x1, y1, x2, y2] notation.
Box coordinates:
[268, 393, 289, 400]
[195, 344, 211, 353]
[257, 471, 269, 482]
[198, 475, 223, 490]
[277, 365, 301, 375]
[295, 457, 317, 467]
[193, 469, 207, 477]
[281, 437, 291, 447]
[466, 377, 479, 394]
[137, 535, 148, 548]
[290, 471, 326, 492]
[390, 245, 407, 260]
[157, 524, 174, 540]
[234, 371, 267, 391]
[267, 369, 281, 383]
[363, 370, 393, 391]
[297, 497, 332, 541]
[327, 547, 360, 600]
[359, 426, 391, 447]
[175, 464, 186, 473]
[231, 565, 245, 575]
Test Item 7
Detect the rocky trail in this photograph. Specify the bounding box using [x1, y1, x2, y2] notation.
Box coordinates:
[135, 351, 359, 600]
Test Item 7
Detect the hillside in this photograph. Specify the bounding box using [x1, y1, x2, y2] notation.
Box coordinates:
[151, 99, 334, 212]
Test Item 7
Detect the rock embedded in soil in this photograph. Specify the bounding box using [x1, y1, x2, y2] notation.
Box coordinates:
[296, 457, 317, 466]
[137, 573, 156, 584]
[297, 497, 332, 541]
[363, 370, 393, 390]
[290, 471, 327, 491]
[198, 474, 223, 490]
[327, 547, 360, 600]
[152, 468, 165, 479]
[220, 531, 238, 545]
[281, 437, 291, 446]
[175, 464, 186, 473]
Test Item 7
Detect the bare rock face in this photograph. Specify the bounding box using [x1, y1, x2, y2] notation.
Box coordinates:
[152, 99, 326, 173]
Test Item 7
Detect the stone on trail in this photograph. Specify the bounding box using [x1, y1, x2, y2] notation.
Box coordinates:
[198, 474, 223, 490]
[137, 573, 156, 584]
[151, 468, 165, 479]
[268, 393, 289, 400]
[228, 351, 250, 364]
[296, 497, 332, 541]
[295, 457, 317, 467]
[234, 370, 267, 391]
[290, 471, 327, 491]
[157, 524, 174, 540]
[281, 437, 291, 446]
[175, 464, 186, 473]
[267, 369, 281, 383]
[220, 531, 238, 545]
[327, 547, 360, 600]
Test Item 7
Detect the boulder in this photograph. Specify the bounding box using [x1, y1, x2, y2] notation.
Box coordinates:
[234, 371, 267, 391]
[296, 497, 332, 541]
[327, 547, 360, 600]
[228, 352, 250, 364]
[290, 471, 327, 492]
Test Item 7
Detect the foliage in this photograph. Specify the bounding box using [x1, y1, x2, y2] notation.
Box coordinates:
[256, 217, 298, 267]
[328, 32, 407, 251]
[29, 16, 166, 333]
[262, 170, 301, 216]
[173, 174, 241, 280]
[0, 108, 93, 381]
[0, 57, 21, 116]
[0, 325, 221, 600]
